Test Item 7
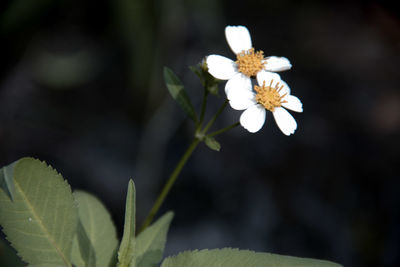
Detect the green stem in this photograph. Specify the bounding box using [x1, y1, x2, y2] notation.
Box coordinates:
[198, 90, 209, 129]
[139, 138, 201, 233]
[139, 99, 231, 233]
[202, 99, 228, 134]
[207, 122, 240, 138]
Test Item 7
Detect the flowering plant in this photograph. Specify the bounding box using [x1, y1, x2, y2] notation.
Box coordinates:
[206, 25, 302, 134]
[0, 26, 341, 267]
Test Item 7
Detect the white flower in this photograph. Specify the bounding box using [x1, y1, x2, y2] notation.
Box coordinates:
[228, 71, 303, 135]
[206, 25, 292, 96]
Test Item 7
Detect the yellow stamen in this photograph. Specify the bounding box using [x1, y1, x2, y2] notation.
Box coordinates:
[255, 80, 287, 112]
[235, 48, 265, 77]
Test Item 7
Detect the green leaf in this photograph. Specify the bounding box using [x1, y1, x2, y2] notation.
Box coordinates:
[204, 136, 221, 152]
[164, 67, 197, 122]
[160, 248, 343, 267]
[0, 238, 24, 267]
[134, 212, 174, 267]
[189, 62, 220, 96]
[207, 83, 219, 95]
[188, 65, 202, 79]
[28, 264, 65, 267]
[117, 180, 136, 267]
[0, 157, 78, 267]
[0, 161, 16, 201]
[71, 221, 94, 267]
[71, 191, 119, 267]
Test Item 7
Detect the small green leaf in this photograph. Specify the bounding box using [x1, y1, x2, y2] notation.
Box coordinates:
[71, 191, 119, 267]
[188, 65, 203, 81]
[0, 161, 16, 200]
[164, 67, 197, 122]
[134, 212, 174, 267]
[0, 157, 78, 267]
[204, 136, 221, 152]
[189, 62, 220, 96]
[207, 83, 219, 95]
[117, 180, 136, 267]
[161, 248, 343, 267]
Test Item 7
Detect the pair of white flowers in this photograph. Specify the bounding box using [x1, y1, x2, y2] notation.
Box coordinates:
[206, 26, 303, 135]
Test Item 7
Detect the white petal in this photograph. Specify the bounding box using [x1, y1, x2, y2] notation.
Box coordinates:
[228, 88, 257, 110]
[264, 56, 292, 71]
[225, 26, 252, 54]
[256, 70, 281, 87]
[272, 107, 297, 136]
[240, 104, 266, 133]
[257, 71, 291, 96]
[225, 73, 252, 98]
[282, 95, 303, 112]
[206, 55, 237, 80]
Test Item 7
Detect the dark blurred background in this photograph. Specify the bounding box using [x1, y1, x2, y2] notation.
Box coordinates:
[0, 0, 399, 266]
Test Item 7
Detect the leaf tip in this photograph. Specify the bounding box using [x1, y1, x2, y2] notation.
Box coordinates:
[128, 179, 136, 193]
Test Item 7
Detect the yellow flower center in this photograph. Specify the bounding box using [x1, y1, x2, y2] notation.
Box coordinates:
[235, 48, 265, 77]
[255, 80, 287, 112]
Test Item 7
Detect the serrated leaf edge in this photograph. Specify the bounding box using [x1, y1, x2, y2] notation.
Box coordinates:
[2, 157, 76, 267]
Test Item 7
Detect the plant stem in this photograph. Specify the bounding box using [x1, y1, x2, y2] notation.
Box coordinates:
[202, 99, 228, 134]
[139, 137, 201, 233]
[139, 99, 230, 233]
[207, 122, 240, 138]
[198, 90, 209, 129]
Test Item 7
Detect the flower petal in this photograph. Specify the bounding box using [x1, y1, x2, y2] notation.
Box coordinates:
[257, 71, 291, 96]
[264, 56, 292, 71]
[228, 87, 256, 110]
[225, 73, 252, 98]
[240, 104, 266, 133]
[282, 95, 303, 112]
[256, 70, 281, 87]
[272, 107, 297, 136]
[225, 26, 252, 54]
[206, 55, 237, 80]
